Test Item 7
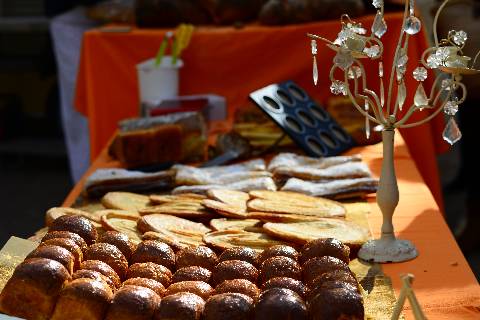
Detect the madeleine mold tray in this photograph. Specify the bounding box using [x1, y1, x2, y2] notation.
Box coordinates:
[249, 81, 356, 157]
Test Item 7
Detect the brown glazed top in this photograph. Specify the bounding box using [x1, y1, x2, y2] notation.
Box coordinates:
[72, 269, 116, 292]
[172, 266, 212, 284]
[98, 231, 137, 261]
[254, 288, 307, 320]
[212, 260, 258, 286]
[259, 256, 302, 284]
[127, 262, 172, 287]
[300, 238, 350, 265]
[9, 257, 71, 295]
[165, 281, 214, 300]
[262, 277, 307, 299]
[308, 287, 364, 320]
[39, 238, 83, 262]
[175, 246, 218, 271]
[84, 243, 129, 280]
[105, 285, 160, 320]
[26, 245, 74, 274]
[80, 260, 121, 289]
[59, 278, 113, 303]
[256, 245, 299, 265]
[302, 256, 351, 286]
[218, 247, 259, 267]
[131, 240, 175, 271]
[49, 215, 98, 245]
[122, 277, 166, 297]
[215, 279, 260, 301]
[42, 231, 88, 253]
[154, 292, 205, 320]
[203, 293, 254, 320]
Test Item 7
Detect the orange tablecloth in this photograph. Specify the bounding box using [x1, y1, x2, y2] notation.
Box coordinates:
[75, 12, 448, 207]
[63, 132, 479, 319]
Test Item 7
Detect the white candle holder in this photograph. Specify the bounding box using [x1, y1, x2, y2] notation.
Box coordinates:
[308, 0, 479, 263]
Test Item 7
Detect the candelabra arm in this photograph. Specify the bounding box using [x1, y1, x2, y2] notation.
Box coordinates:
[386, 0, 410, 115]
[433, 0, 455, 47]
[363, 89, 388, 124]
[344, 70, 382, 124]
[472, 49, 480, 68]
[307, 33, 335, 46]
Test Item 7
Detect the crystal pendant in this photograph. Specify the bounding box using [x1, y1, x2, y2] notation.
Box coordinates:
[313, 56, 318, 86]
[443, 117, 462, 145]
[414, 83, 429, 108]
[404, 15, 421, 35]
[348, 66, 362, 79]
[372, 0, 383, 9]
[444, 100, 459, 115]
[311, 39, 317, 55]
[441, 79, 453, 91]
[363, 45, 380, 58]
[379, 61, 384, 78]
[372, 12, 387, 38]
[334, 50, 354, 70]
[397, 81, 406, 111]
[452, 30, 468, 46]
[330, 81, 347, 96]
[364, 101, 371, 139]
[427, 54, 441, 69]
[413, 67, 427, 81]
[380, 79, 385, 108]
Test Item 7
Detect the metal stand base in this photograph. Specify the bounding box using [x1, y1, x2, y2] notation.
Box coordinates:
[358, 237, 418, 263]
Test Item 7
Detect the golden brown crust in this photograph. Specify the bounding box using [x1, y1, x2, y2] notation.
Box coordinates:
[80, 260, 121, 289]
[131, 240, 175, 271]
[49, 215, 98, 245]
[154, 292, 205, 320]
[50, 278, 113, 320]
[72, 269, 117, 292]
[122, 278, 166, 297]
[0, 258, 71, 320]
[105, 285, 160, 320]
[300, 238, 350, 265]
[262, 277, 307, 299]
[214, 279, 260, 301]
[98, 231, 137, 261]
[40, 238, 83, 270]
[218, 247, 259, 267]
[212, 260, 258, 286]
[172, 266, 212, 284]
[307, 280, 359, 302]
[42, 230, 88, 253]
[85, 243, 129, 280]
[175, 246, 218, 270]
[309, 269, 358, 290]
[203, 293, 254, 320]
[259, 256, 302, 284]
[165, 281, 214, 300]
[203, 230, 291, 253]
[127, 262, 172, 287]
[308, 287, 364, 320]
[101, 213, 143, 244]
[302, 256, 351, 287]
[255, 288, 307, 320]
[26, 245, 75, 274]
[256, 245, 299, 265]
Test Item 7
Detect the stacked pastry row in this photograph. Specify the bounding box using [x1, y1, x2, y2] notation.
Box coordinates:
[0, 215, 364, 320]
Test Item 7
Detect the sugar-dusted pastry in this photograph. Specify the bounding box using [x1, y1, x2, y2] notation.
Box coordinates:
[98, 231, 137, 261]
[254, 288, 307, 320]
[72, 269, 117, 292]
[212, 260, 258, 286]
[204, 230, 289, 253]
[42, 230, 88, 253]
[256, 245, 299, 265]
[302, 256, 351, 287]
[175, 246, 218, 270]
[309, 269, 358, 290]
[203, 293, 254, 320]
[85, 243, 129, 280]
[127, 262, 172, 287]
[131, 240, 175, 271]
[259, 256, 302, 284]
[218, 247, 259, 266]
[26, 245, 75, 274]
[49, 215, 98, 245]
[105, 285, 160, 320]
[123, 277, 166, 297]
[172, 266, 212, 284]
[215, 279, 260, 301]
[262, 277, 307, 299]
[0, 258, 71, 320]
[308, 287, 364, 320]
[39, 238, 83, 269]
[165, 281, 214, 300]
[154, 292, 205, 320]
[300, 238, 350, 264]
[80, 260, 121, 289]
[50, 278, 113, 320]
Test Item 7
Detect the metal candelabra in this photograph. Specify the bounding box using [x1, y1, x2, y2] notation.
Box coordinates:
[308, 0, 479, 263]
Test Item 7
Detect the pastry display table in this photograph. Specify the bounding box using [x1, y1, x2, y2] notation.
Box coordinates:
[63, 133, 480, 319]
[75, 12, 448, 207]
